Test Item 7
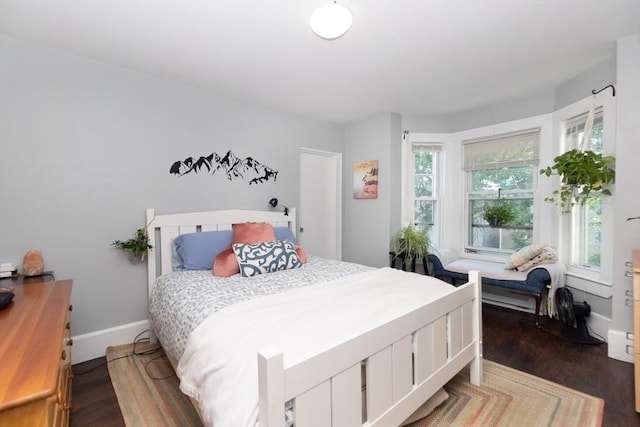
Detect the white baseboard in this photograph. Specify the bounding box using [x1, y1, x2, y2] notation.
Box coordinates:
[72, 319, 150, 364]
[608, 329, 635, 363]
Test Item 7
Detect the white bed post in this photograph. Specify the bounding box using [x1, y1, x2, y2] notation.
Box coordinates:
[258, 347, 285, 427]
[146, 208, 158, 344]
[468, 270, 483, 385]
[146, 208, 157, 297]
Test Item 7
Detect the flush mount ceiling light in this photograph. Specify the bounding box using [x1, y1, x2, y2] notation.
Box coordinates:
[309, 1, 352, 40]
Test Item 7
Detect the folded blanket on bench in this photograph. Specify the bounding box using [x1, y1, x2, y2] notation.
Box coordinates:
[431, 249, 565, 317]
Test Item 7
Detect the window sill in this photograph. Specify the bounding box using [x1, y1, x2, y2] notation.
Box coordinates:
[565, 270, 612, 298]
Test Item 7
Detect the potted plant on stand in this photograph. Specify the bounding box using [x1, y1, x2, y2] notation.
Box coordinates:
[540, 149, 615, 213]
[112, 228, 153, 263]
[391, 224, 431, 273]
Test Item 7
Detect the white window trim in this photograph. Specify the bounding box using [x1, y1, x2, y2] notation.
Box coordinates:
[552, 94, 616, 285]
[401, 132, 448, 250]
[455, 114, 553, 261]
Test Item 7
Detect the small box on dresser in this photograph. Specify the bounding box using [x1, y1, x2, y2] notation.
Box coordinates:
[0, 279, 73, 427]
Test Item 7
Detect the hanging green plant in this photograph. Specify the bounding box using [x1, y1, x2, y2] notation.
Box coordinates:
[112, 228, 153, 262]
[540, 149, 615, 214]
[482, 200, 515, 227]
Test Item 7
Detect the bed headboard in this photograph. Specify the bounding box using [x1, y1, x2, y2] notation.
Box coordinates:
[146, 208, 297, 299]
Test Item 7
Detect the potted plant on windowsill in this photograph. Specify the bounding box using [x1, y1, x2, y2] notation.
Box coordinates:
[391, 224, 431, 271]
[540, 149, 615, 214]
[112, 228, 153, 263]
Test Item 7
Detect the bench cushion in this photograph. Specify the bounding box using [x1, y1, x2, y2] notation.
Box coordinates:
[428, 250, 549, 295]
[428, 249, 565, 318]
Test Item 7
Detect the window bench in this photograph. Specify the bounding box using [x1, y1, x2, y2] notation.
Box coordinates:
[428, 249, 562, 326]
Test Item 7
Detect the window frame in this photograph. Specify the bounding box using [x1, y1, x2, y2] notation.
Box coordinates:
[401, 133, 445, 250]
[553, 95, 616, 283]
[462, 128, 540, 255]
[453, 115, 551, 262]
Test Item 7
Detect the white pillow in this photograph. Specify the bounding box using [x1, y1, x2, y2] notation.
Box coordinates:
[505, 244, 546, 269]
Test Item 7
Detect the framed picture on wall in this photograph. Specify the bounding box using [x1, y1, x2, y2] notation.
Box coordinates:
[353, 160, 378, 199]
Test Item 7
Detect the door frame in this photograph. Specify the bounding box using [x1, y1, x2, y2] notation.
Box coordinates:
[299, 147, 342, 260]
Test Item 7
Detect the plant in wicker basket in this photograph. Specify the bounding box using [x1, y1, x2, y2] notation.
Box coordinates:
[112, 228, 153, 262]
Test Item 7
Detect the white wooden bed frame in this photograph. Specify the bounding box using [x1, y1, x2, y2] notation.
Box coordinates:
[146, 208, 483, 427]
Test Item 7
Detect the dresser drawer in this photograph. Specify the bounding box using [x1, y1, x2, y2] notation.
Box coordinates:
[0, 280, 73, 427]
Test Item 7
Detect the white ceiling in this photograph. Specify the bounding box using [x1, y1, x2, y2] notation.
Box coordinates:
[1, 0, 639, 123]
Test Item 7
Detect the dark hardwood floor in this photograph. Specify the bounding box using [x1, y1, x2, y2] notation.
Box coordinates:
[69, 303, 639, 426]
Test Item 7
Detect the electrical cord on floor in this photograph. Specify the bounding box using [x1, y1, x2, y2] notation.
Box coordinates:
[143, 354, 176, 380]
[74, 330, 162, 375]
[586, 323, 606, 342]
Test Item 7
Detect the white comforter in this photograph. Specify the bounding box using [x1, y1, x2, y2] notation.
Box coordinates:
[177, 267, 455, 427]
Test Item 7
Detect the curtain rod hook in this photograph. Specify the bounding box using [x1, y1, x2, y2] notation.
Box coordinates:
[591, 84, 615, 97]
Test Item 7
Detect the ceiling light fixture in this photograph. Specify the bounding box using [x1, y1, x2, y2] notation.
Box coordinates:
[309, 1, 352, 40]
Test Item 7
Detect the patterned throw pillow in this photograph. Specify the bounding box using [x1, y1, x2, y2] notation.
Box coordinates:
[213, 222, 278, 277]
[233, 240, 303, 277]
[504, 244, 546, 270]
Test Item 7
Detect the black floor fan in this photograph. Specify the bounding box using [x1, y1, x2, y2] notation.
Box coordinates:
[555, 287, 603, 345]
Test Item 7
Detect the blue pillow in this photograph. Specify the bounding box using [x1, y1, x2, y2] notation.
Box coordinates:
[274, 227, 297, 244]
[233, 240, 303, 277]
[174, 230, 233, 270]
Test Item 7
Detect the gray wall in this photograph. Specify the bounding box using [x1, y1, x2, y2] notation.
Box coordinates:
[611, 35, 640, 336]
[342, 113, 401, 268]
[403, 56, 617, 134]
[0, 35, 345, 335]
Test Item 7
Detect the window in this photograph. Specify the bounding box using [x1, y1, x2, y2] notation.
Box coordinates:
[402, 137, 442, 247]
[463, 129, 540, 254]
[565, 108, 604, 269]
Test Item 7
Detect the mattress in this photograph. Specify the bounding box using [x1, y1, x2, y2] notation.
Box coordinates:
[177, 266, 457, 427]
[148, 255, 374, 363]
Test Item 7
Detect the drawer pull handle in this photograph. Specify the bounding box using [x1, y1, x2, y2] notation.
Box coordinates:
[626, 344, 635, 355]
[625, 271, 633, 277]
[627, 331, 635, 341]
[66, 321, 71, 330]
[61, 350, 66, 360]
[66, 338, 74, 346]
[626, 290, 633, 297]
[625, 261, 633, 267]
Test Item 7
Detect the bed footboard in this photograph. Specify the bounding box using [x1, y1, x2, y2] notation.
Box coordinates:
[258, 271, 483, 427]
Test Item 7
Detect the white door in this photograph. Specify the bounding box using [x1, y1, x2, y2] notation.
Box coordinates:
[299, 148, 342, 260]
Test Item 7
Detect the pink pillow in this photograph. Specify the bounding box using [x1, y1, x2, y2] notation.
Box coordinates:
[295, 245, 308, 264]
[213, 223, 277, 276]
[232, 222, 276, 244]
[213, 247, 238, 277]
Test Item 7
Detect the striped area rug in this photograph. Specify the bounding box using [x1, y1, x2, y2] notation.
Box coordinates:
[107, 343, 604, 427]
[407, 360, 604, 427]
[106, 343, 203, 427]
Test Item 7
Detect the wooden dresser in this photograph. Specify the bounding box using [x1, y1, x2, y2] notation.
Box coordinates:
[0, 279, 73, 427]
